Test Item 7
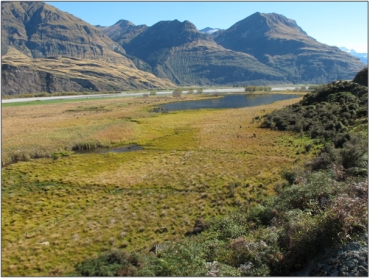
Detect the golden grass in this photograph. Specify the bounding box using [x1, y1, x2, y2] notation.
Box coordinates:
[2, 46, 175, 89]
[1, 94, 317, 276]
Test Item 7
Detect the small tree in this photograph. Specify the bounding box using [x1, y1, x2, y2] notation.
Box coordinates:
[172, 88, 182, 98]
[187, 89, 194, 94]
[149, 90, 157, 96]
[197, 88, 203, 94]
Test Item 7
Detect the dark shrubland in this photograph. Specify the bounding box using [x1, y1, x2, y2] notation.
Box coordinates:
[261, 80, 368, 144]
[73, 73, 368, 276]
[353, 67, 368, 87]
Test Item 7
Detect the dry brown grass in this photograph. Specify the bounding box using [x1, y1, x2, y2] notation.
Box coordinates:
[2, 46, 175, 91]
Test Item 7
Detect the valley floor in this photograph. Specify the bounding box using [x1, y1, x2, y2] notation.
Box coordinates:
[2, 93, 317, 276]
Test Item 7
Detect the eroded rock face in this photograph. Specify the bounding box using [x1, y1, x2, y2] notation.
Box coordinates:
[2, 64, 84, 95]
[1, 52, 175, 95]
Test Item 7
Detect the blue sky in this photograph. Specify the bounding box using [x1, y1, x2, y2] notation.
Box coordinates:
[47, 1, 368, 53]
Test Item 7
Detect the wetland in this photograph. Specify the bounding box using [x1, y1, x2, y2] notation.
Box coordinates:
[2, 92, 316, 276]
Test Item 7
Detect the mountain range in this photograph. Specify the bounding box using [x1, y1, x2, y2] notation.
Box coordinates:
[1, 1, 366, 95]
[339, 47, 368, 65]
[200, 27, 221, 34]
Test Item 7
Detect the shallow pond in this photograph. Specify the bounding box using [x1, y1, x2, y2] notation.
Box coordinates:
[153, 94, 301, 112]
[74, 144, 143, 154]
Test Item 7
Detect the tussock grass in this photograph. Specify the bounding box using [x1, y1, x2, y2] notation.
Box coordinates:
[2, 94, 311, 276]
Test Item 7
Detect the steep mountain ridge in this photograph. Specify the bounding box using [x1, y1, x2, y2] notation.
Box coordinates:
[123, 20, 212, 65]
[1, 1, 130, 64]
[214, 12, 364, 83]
[116, 19, 286, 85]
[1, 1, 175, 95]
[98, 19, 148, 45]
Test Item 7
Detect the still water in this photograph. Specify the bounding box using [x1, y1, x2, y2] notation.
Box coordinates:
[75, 144, 143, 154]
[153, 94, 301, 112]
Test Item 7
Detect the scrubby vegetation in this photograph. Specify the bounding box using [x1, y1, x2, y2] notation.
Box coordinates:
[72, 142, 367, 276]
[245, 86, 272, 92]
[71, 73, 368, 276]
[262, 80, 368, 146]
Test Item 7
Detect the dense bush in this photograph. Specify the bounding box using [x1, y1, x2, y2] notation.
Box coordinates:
[262, 81, 368, 146]
[352, 67, 368, 87]
[75, 250, 144, 276]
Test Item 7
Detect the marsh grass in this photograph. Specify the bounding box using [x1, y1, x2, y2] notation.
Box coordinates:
[2, 94, 312, 276]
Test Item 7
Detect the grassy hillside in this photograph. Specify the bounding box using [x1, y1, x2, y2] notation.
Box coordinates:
[2, 46, 175, 96]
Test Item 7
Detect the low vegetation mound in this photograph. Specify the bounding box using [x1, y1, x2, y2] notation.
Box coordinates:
[262, 80, 368, 147]
[352, 67, 368, 87]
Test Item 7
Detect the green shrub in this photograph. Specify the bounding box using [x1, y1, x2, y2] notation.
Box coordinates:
[206, 213, 248, 240]
[75, 250, 143, 276]
[339, 135, 368, 170]
[141, 240, 207, 276]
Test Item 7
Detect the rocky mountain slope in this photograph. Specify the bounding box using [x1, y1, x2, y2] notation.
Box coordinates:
[2, 1, 128, 63]
[111, 19, 287, 85]
[1, 1, 174, 95]
[97, 20, 148, 46]
[2, 46, 174, 95]
[1, 2, 366, 94]
[340, 47, 368, 65]
[214, 12, 365, 84]
[105, 12, 365, 86]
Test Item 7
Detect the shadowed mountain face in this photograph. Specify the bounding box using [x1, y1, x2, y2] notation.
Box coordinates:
[1, 1, 175, 94]
[214, 12, 365, 83]
[98, 20, 148, 46]
[104, 12, 365, 85]
[113, 20, 286, 85]
[122, 20, 212, 66]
